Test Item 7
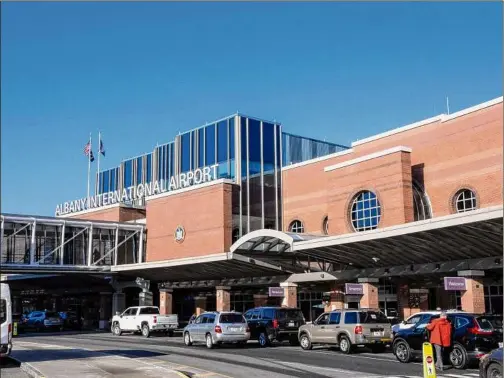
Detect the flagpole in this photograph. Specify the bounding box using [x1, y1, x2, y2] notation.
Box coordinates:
[87, 132, 92, 201]
[96, 131, 101, 195]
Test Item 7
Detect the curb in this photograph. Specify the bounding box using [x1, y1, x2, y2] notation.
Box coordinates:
[9, 356, 45, 378]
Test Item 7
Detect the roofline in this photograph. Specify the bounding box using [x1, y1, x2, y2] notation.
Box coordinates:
[351, 96, 503, 147]
[295, 205, 503, 251]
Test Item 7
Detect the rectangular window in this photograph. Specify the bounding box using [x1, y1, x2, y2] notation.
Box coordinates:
[136, 157, 143, 184]
[329, 312, 341, 325]
[241, 117, 247, 178]
[358, 311, 388, 323]
[0, 299, 6, 323]
[124, 160, 133, 188]
[205, 124, 216, 166]
[219, 313, 245, 324]
[110, 169, 116, 192]
[103, 170, 110, 192]
[181, 133, 191, 173]
[169, 144, 174, 178]
[248, 119, 261, 175]
[229, 117, 235, 160]
[217, 120, 228, 163]
[344, 312, 358, 324]
[146, 154, 152, 183]
[198, 129, 204, 167]
[191, 130, 197, 170]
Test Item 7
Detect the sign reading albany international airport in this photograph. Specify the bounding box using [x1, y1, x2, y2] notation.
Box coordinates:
[55, 164, 219, 216]
[444, 277, 467, 291]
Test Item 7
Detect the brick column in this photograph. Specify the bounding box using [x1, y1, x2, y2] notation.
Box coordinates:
[358, 278, 379, 309]
[397, 281, 423, 319]
[458, 270, 485, 314]
[194, 296, 207, 315]
[254, 294, 268, 308]
[216, 286, 231, 312]
[324, 285, 344, 312]
[280, 282, 297, 308]
[159, 289, 173, 315]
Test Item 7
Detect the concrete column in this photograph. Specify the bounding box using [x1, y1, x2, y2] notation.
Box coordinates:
[324, 285, 344, 312]
[216, 286, 231, 312]
[253, 294, 268, 308]
[194, 296, 207, 316]
[139, 291, 153, 307]
[458, 270, 485, 314]
[280, 282, 297, 308]
[358, 278, 379, 309]
[112, 291, 126, 316]
[159, 289, 173, 315]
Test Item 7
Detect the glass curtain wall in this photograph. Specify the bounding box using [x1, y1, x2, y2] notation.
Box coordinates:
[282, 132, 348, 166]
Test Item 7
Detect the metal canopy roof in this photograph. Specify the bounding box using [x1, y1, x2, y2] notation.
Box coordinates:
[112, 252, 298, 281]
[229, 206, 503, 271]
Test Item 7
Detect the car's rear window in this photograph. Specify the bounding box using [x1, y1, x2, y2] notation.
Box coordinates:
[0, 300, 6, 324]
[359, 311, 389, 324]
[277, 309, 304, 320]
[219, 314, 245, 323]
[486, 317, 503, 329]
[139, 307, 160, 315]
[45, 311, 60, 318]
[476, 317, 495, 330]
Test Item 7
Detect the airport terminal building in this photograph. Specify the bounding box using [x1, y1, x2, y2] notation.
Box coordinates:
[2, 96, 503, 326]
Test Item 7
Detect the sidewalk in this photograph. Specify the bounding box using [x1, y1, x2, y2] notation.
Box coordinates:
[11, 341, 224, 378]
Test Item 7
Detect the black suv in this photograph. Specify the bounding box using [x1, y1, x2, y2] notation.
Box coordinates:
[244, 307, 305, 347]
[393, 312, 501, 369]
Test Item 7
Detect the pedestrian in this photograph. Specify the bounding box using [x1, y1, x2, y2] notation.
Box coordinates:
[189, 314, 196, 324]
[426, 312, 452, 371]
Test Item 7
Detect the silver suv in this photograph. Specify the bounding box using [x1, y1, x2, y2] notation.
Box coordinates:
[183, 311, 250, 349]
[298, 309, 392, 354]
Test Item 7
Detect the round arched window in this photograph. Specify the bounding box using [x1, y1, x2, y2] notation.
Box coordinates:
[453, 189, 477, 213]
[322, 216, 329, 235]
[413, 181, 432, 221]
[289, 220, 304, 233]
[350, 191, 381, 232]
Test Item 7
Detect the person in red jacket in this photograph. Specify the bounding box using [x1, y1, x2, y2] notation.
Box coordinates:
[426, 312, 452, 371]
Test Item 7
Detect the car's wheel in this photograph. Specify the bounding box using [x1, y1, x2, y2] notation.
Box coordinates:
[183, 332, 192, 346]
[141, 324, 150, 338]
[339, 335, 352, 354]
[258, 331, 270, 347]
[393, 340, 411, 363]
[299, 333, 312, 350]
[113, 323, 122, 336]
[205, 333, 214, 349]
[449, 343, 468, 370]
[487, 362, 503, 378]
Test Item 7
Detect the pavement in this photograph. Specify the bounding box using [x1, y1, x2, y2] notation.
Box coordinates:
[0, 356, 29, 378]
[8, 331, 483, 378]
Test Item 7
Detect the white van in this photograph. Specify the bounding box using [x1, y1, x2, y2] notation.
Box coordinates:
[0, 283, 13, 357]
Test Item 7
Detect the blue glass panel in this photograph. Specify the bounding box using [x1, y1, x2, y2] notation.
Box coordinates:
[191, 131, 197, 170]
[218, 162, 229, 179]
[276, 125, 282, 168]
[103, 170, 110, 193]
[181, 133, 191, 173]
[146, 154, 152, 183]
[205, 124, 216, 166]
[263, 123, 275, 166]
[136, 157, 143, 184]
[248, 119, 261, 168]
[241, 118, 247, 178]
[124, 160, 133, 188]
[98, 172, 103, 194]
[217, 120, 228, 163]
[110, 169, 116, 192]
[229, 158, 235, 178]
[229, 117, 235, 160]
[198, 129, 204, 168]
[156, 147, 161, 180]
[169, 144, 174, 178]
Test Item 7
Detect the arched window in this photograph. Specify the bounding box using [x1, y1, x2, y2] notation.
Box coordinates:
[288, 220, 304, 233]
[413, 181, 432, 221]
[453, 189, 477, 213]
[350, 191, 381, 232]
[322, 216, 329, 235]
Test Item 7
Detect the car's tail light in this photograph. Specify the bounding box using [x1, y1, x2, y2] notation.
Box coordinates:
[153, 316, 157, 324]
[215, 325, 222, 333]
[272, 319, 279, 329]
[246, 326, 250, 333]
[468, 319, 493, 335]
[8, 323, 12, 333]
[354, 325, 363, 335]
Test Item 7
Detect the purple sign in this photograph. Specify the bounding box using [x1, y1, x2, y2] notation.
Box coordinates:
[345, 283, 364, 295]
[268, 287, 284, 297]
[444, 277, 467, 291]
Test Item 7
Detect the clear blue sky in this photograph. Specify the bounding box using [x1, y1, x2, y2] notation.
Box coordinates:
[2, 2, 502, 216]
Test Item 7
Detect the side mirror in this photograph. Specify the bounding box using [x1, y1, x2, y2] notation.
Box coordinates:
[402, 320, 407, 325]
[115, 312, 120, 316]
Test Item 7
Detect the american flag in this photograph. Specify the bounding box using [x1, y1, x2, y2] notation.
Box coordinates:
[84, 142, 95, 162]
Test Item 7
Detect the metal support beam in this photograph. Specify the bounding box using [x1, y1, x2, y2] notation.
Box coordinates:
[114, 226, 119, 266]
[30, 220, 36, 265]
[34, 226, 88, 265]
[87, 224, 93, 266]
[60, 222, 65, 266]
[96, 229, 139, 266]
[138, 229, 143, 264]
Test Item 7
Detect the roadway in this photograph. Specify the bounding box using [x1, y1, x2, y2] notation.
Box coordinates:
[10, 331, 481, 378]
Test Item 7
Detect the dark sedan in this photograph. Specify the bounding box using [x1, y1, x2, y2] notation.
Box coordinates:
[479, 348, 502, 378]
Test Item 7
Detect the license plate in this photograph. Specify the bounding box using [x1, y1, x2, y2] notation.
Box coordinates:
[373, 332, 382, 336]
[288, 322, 295, 327]
[229, 327, 240, 332]
[499, 342, 503, 348]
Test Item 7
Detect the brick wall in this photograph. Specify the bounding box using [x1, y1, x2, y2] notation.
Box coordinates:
[65, 206, 145, 222]
[145, 183, 233, 262]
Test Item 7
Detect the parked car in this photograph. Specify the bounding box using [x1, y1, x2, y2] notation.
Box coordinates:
[1, 283, 13, 357]
[484, 314, 503, 340]
[111, 306, 178, 337]
[298, 309, 392, 353]
[25, 310, 63, 331]
[393, 313, 501, 369]
[59, 311, 83, 330]
[183, 311, 250, 349]
[479, 348, 502, 378]
[392, 310, 465, 335]
[244, 307, 305, 347]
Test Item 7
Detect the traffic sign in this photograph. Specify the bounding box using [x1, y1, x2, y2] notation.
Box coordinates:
[422, 342, 437, 378]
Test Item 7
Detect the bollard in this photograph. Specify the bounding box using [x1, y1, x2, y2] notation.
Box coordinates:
[422, 342, 437, 378]
[13, 322, 18, 336]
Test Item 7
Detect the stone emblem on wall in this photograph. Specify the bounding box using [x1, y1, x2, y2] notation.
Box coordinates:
[174, 225, 185, 243]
